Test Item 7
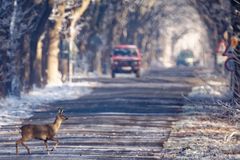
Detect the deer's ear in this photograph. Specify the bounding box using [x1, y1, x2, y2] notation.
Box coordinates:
[58, 108, 63, 114]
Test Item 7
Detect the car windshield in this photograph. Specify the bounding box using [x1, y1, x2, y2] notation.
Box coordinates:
[178, 50, 193, 59]
[112, 48, 137, 57]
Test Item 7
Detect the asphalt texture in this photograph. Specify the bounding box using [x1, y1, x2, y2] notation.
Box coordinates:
[0, 67, 210, 160]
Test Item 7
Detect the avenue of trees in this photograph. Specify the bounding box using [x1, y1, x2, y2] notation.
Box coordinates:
[0, 0, 232, 98]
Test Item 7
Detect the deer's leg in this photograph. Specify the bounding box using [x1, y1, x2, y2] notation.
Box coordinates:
[16, 139, 20, 155]
[49, 138, 59, 151]
[16, 138, 31, 155]
[21, 141, 31, 155]
[44, 140, 49, 151]
[43, 140, 51, 155]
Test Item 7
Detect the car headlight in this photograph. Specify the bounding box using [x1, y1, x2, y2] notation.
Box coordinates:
[185, 58, 194, 64]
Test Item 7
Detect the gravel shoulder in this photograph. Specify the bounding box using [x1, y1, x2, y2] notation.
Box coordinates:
[162, 74, 240, 160]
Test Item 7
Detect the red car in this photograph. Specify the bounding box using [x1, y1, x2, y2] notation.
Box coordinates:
[111, 45, 142, 78]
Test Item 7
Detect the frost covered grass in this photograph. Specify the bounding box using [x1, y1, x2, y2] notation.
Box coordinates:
[162, 75, 240, 159]
[183, 76, 232, 118]
[188, 80, 229, 98]
[163, 116, 240, 160]
[0, 81, 98, 127]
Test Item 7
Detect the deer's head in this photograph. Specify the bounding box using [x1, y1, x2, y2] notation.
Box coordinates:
[57, 108, 68, 121]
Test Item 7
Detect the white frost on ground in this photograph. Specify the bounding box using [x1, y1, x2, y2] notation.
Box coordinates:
[163, 116, 240, 160]
[0, 82, 98, 127]
[72, 72, 109, 79]
[188, 80, 229, 98]
[163, 76, 240, 159]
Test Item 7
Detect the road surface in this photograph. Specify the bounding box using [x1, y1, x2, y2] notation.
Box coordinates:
[0, 67, 211, 160]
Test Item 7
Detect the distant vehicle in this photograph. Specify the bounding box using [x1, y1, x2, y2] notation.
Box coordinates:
[111, 45, 142, 78]
[176, 49, 198, 67]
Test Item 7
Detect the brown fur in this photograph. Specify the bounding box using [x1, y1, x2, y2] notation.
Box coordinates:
[16, 109, 68, 155]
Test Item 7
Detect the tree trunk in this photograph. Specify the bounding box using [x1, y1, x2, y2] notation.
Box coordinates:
[231, 0, 240, 103]
[68, 0, 90, 80]
[30, 0, 52, 87]
[69, 0, 91, 54]
[22, 35, 31, 92]
[8, 0, 21, 97]
[35, 33, 45, 87]
[95, 51, 102, 76]
[47, 2, 66, 84]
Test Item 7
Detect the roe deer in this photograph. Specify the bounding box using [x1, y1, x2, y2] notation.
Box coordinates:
[16, 108, 68, 155]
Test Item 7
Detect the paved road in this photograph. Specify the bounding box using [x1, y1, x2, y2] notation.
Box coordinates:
[0, 67, 209, 160]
